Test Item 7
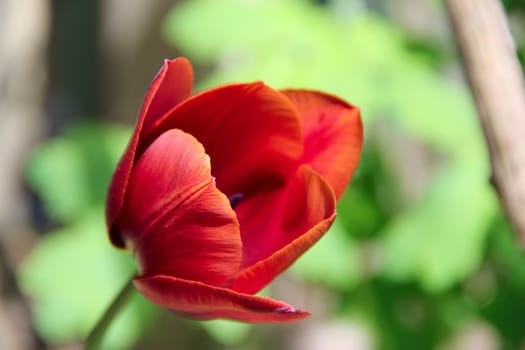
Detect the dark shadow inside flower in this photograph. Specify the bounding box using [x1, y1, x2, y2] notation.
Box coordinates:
[228, 192, 245, 209]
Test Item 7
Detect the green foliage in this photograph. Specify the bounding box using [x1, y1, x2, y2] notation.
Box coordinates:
[197, 319, 252, 346]
[25, 122, 130, 223]
[380, 167, 497, 291]
[480, 218, 525, 349]
[290, 219, 362, 290]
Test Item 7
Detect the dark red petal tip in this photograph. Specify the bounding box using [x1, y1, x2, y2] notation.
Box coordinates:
[141, 58, 194, 135]
[134, 275, 311, 323]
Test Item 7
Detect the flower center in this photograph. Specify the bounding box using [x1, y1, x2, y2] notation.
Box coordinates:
[228, 193, 244, 209]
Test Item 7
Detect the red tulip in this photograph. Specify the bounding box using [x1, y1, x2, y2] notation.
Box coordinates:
[106, 57, 362, 322]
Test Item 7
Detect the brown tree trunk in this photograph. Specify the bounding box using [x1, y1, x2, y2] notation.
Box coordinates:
[445, 0, 525, 245]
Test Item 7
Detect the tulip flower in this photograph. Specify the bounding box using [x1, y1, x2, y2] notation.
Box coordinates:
[105, 57, 362, 323]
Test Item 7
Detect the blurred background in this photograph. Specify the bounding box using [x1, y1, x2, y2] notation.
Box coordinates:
[1, 0, 525, 349]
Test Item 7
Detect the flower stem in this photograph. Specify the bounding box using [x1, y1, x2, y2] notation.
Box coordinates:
[84, 273, 136, 350]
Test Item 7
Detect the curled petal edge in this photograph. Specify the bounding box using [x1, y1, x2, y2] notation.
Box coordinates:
[230, 213, 336, 295]
[134, 275, 310, 323]
[231, 164, 337, 294]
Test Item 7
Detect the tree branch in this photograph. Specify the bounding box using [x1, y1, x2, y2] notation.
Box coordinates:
[445, 0, 525, 245]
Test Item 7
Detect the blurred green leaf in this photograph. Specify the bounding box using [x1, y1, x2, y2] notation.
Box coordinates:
[380, 167, 497, 291]
[26, 137, 90, 223]
[488, 219, 525, 289]
[290, 219, 362, 290]
[197, 319, 252, 346]
[164, 0, 331, 67]
[26, 121, 131, 223]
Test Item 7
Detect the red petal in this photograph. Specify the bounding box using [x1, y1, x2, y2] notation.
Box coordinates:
[134, 275, 310, 323]
[229, 165, 336, 294]
[117, 129, 242, 287]
[141, 83, 303, 197]
[106, 58, 193, 247]
[281, 90, 362, 199]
